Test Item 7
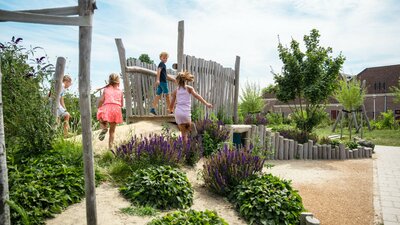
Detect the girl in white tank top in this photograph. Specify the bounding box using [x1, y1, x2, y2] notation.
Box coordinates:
[170, 71, 213, 143]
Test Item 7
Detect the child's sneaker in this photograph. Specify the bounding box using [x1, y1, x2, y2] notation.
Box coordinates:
[150, 108, 157, 116]
[98, 129, 108, 141]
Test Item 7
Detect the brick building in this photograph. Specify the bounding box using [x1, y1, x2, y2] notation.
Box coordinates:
[264, 64, 400, 121]
[357, 64, 400, 120]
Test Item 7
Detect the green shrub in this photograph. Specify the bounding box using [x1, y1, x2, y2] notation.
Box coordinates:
[195, 118, 229, 157]
[291, 108, 328, 133]
[345, 141, 358, 149]
[231, 173, 304, 225]
[276, 127, 318, 144]
[7, 140, 86, 225]
[148, 210, 228, 225]
[203, 146, 265, 196]
[1, 37, 56, 153]
[120, 166, 193, 210]
[371, 110, 398, 130]
[266, 112, 284, 125]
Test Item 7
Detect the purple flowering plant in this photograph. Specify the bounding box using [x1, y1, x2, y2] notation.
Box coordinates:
[202, 145, 266, 196]
[112, 133, 203, 167]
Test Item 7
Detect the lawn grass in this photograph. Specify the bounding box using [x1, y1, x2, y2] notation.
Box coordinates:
[314, 126, 400, 146]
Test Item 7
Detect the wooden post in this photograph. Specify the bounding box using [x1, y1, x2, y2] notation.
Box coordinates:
[308, 140, 313, 159]
[233, 56, 240, 124]
[339, 143, 346, 160]
[51, 57, 66, 117]
[278, 136, 284, 160]
[115, 38, 132, 122]
[289, 140, 294, 159]
[78, 0, 97, 224]
[177, 20, 184, 72]
[298, 144, 303, 160]
[284, 139, 289, 160]
[0, 61, 11, 225]
[303, 143, 308, 160]
[327, 145, 331, 160]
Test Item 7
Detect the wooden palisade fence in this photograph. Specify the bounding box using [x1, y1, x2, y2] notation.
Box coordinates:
[225, 125, 373, 160]
[0, 1, 98, 224]
[115, 20, 240, 124]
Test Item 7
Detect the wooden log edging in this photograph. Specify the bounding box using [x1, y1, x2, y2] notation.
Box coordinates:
[224, 125, 373, 161]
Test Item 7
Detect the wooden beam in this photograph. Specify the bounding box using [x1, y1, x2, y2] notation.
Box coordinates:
[128, 115, 175, 123]
[126, 66, 176, 81]
[0, 60, 11, 225]
[177, 20, 184, 72]
[233, 56, 240, 124]
[78, 0, 97, 224]
[0, 10, 90, 26]
[51, 57, 66, 117]
[17, 6, 79, 16]
[115, 39, 133, 122]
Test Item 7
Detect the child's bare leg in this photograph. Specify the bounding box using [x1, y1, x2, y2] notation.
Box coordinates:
[63, 113, 71, 137]
[109, 122, 117, 149]
[166, 94, 172, 113]
[99, 119, 108, 130]
[152, 95, 161, 108]
[178, 123, 191, 144]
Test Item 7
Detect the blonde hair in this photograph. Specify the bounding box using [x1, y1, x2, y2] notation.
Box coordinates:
[63, 74, 72, 82]
[159, 52, 169, 59]
[176, 71, 194, 87]
[108, 73, 120, 85]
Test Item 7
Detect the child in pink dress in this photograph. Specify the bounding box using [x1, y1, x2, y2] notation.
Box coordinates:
[97, 73, 124, 149]
[169, 71, 212, 143]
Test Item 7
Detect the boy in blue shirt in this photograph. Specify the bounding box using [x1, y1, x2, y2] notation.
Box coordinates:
[150, 52, 176, 115]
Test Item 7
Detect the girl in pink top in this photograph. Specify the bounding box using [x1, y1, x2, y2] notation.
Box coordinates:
[97, 73, 124, 149]
[170, 71, 212, 143]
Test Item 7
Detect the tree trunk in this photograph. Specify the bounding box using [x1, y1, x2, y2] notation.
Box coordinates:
[0, 61, 11, 225]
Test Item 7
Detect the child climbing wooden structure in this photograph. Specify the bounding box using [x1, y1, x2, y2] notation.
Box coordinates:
[115, 21, 241, 124]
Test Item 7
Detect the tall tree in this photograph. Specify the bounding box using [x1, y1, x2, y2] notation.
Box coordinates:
[274, 29, 345, 133]
[139, 54, 154, 64]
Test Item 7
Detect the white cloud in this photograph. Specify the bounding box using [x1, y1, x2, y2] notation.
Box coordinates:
[1, 0, 399, 93]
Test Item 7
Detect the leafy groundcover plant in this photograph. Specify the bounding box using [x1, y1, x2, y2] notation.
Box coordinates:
[7, 140, 104, 225]
[230, 173, 304, 225]
[120, 166, 193, 210]
[147, 209, 228, 225]
[203, 145, 265, 196]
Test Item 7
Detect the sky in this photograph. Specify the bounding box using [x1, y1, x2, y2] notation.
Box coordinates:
[1, 0, 400, 93]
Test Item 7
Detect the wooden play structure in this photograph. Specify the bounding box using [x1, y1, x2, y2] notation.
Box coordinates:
[0, 1, 97, 224]
[115, 21, 241, 124]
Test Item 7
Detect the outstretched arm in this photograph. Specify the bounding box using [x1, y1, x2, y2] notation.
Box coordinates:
[169, 89, 177, 112]
[188, 86, 212, 108]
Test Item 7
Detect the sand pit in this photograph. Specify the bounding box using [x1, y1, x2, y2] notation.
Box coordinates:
[268, 159, 374, 225]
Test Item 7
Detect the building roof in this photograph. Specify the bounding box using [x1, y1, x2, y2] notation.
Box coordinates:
[357, 64, 400, 94]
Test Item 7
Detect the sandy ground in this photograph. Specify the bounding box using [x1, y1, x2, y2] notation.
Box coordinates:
[268, 160, 374, 225]
[47, 122, 374, 225]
